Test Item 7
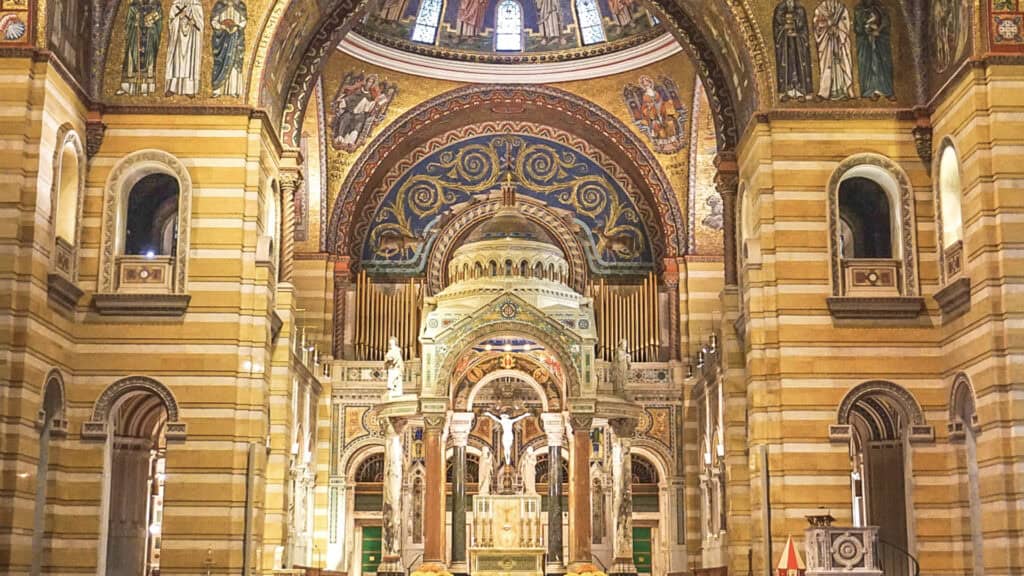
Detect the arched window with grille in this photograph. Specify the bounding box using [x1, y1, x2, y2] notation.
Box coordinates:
[495, 0, 524, 51]
[411, 0, 443, 44]
[575, 0, 606, 45]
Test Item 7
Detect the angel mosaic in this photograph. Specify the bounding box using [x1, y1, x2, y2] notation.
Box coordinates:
[622, 75, 689, 154]
[330, 71, 397, 152]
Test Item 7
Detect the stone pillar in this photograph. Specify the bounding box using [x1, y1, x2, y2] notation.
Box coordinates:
[609, 418, 638, 576]
[714, 151, 739, 287]
[449, 412, 474, 576]
[278, 167, 302, 285]
[423, 413, 447, 564]
[378, 417, 406, 576]
[568, 414, 593, 566]
[542, 413, 566, 575]
[106, 440, 152, 576]
[665, 479, 687, 576]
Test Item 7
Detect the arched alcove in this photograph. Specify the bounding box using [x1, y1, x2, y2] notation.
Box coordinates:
[827, 154, 918, 298]
[99, 150, 193, 294]
[937, 141, 966, 282]
[49, 127, 86, 282]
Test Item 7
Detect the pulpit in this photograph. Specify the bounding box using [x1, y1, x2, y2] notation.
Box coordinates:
[470, 495, 545, 576]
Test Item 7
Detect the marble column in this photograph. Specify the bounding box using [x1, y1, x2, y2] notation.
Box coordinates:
[378, 417, 406, 576]
[542, 413, 566, 575]
[106, 440, 152, 576]
[277, 168, 302, 285]
[449, 412, 474, 576]
[568, 414, 593, 566]
[610, 418, 638, 576]
[422, 413, 447, 564]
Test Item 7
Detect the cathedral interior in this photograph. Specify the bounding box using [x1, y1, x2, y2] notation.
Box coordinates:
[1, 0, 1021, 575]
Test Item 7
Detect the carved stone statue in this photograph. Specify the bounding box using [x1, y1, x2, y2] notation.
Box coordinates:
[611, 338, 632, 397]
[383, 336, 403, 398]
[484, 411, 529, 465]
[521, 446, 537, 495]
[478, 445, 493, 496]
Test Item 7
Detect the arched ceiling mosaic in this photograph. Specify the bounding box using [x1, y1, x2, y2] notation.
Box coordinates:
[28, 0, 980, 157]
[358, 132, 658, 277]
[325, 84, 686, 265]
[352, 0, 667, 63]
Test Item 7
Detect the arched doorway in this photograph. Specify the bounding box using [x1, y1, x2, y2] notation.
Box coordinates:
[839, 381, 927, 576]
[87, 378, 182, 576]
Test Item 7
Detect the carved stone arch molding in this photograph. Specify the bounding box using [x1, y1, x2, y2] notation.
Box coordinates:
[37, 369, 69, 436]
[48, 125, 87, 267]
[81, 376, 187, 442]
[948, 372, 979, 440]
[340, 437, 386, 480]
[826, 153, 920, 297]
[830, 380, 933, 444]
[436, 318, 583, 399]
[425, 199, 588, 295]
[98, 149, 193, 293]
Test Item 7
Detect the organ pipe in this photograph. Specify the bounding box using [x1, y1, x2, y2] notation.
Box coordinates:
[590, 271, 661, 362]
[354, 270, 423, 361]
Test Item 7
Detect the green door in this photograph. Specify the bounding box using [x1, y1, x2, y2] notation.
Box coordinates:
[361, 526, 383, 576]
[633, 527, 653, 576]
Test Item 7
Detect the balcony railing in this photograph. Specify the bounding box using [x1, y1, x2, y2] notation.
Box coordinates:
[944, 240, 963, 280]
[117, 254, 174, 292]
[841, 258, 901, 297]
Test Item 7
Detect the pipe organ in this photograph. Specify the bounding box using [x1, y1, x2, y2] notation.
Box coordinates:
[590, 271, 661, 362]
[354, 270, 423, 361]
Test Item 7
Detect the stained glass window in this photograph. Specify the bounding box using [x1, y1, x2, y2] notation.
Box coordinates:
[576, 0, 606, 45]
[411, 0, 443, 44]
[495, 0, 523, 51]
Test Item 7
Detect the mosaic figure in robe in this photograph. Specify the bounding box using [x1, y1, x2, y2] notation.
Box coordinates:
[813, 0, 855, 100]
[210, 0, 247, 98]
[773, 0, 813, 100]
[854, 0, 894, 100]
[166, 0, 204, 96]
[117, 0, 162, 95]
[456, 0, 488, 36]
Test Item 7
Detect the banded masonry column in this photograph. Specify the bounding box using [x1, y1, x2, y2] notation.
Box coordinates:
[542, 412, 566, 575]
[377, 416, 407, 576]
[277, 162, 302, 285]
[422, 412, 447, 564]
[714, 151, 739, 287]
[609, 418, 638, 576]
[569, 413, 594, 566]
[449, 412, 475, 576]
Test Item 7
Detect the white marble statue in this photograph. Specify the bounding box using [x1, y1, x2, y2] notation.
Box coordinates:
[611, 338, 632, 396]
[521, 445, 537, 495]
[478, 445, 493, 495]
[484, 410, 530, 465]
[383, 336, 404, 398]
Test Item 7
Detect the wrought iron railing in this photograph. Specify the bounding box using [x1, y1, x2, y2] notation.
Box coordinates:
[877, 539, 920, 576]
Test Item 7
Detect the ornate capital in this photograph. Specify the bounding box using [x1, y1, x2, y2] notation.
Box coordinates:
[541, 412, 565, 447]
[912, 108, 933, 168]
[713, 151, 739, 197]
[569, 414, 593, 432]
[423, 412, 447, 431]
[609, 417, 637, 439]
[448, 412, 474, 447]
[279, 168, 303, 198]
